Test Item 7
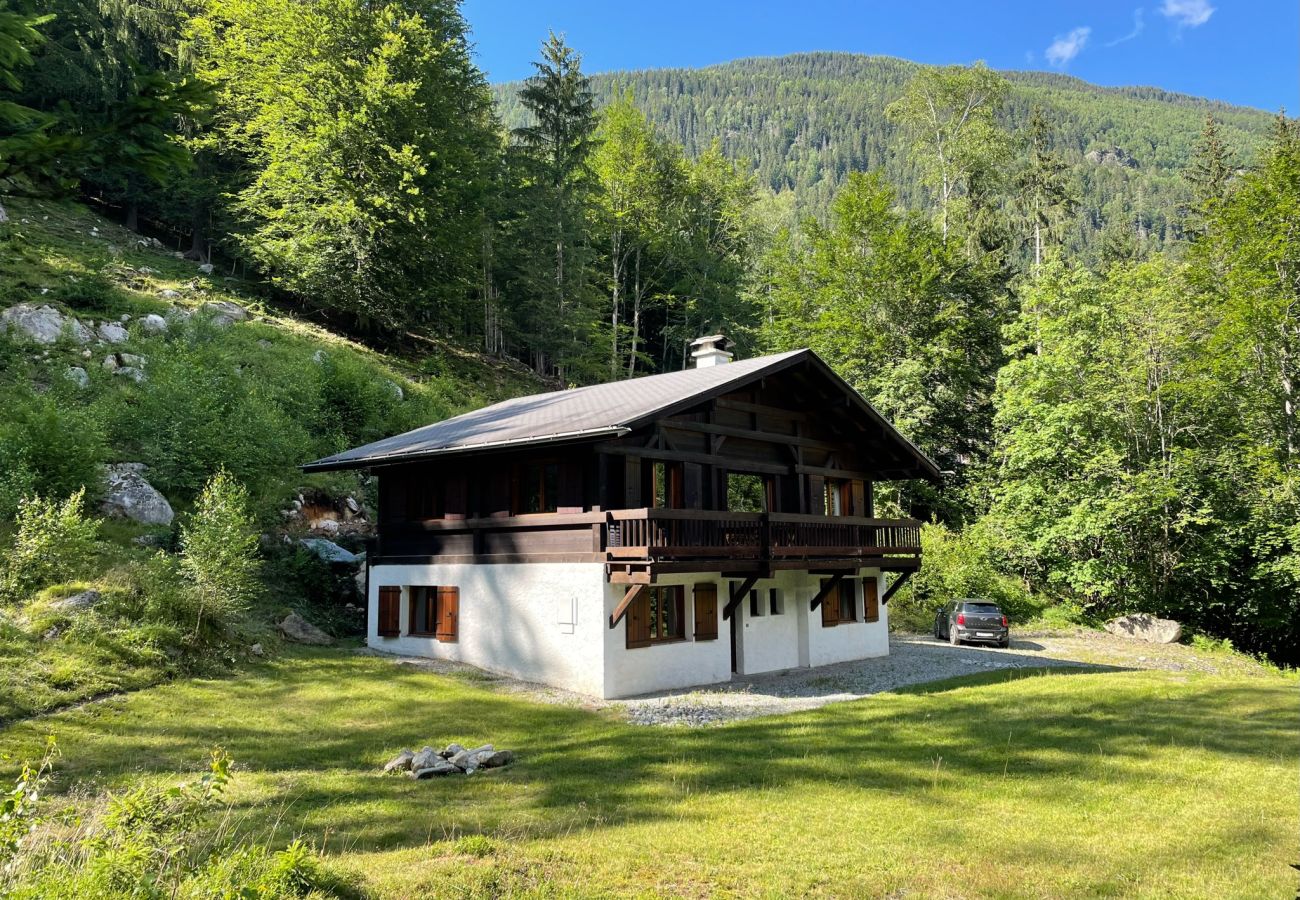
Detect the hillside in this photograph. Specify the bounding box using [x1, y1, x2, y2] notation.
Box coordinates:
[0, 196, 542, 721]
[494, 52, 1276, 261]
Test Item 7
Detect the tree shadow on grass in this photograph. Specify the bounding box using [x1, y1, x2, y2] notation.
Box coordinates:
[1, 650, 1294, 853]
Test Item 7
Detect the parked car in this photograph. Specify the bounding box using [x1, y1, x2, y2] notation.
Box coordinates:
[934, 599, 1009, 647]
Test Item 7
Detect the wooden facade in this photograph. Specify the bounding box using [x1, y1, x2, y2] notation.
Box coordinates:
[370, 361, 925, 584]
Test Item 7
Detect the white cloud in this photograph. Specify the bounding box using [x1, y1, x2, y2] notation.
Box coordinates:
[1160, 0, 1215, 27]
[1046, 26, 1092, 67]
[1105, 8, 1146, 47]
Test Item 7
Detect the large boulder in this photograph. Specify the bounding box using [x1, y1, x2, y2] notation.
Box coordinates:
[383, 749, 415, 774]
[298, 538, 360, 565]
[1, 303, 91, 345]
[200, 300, 249, 327]
[97, 321, 128, 344]
[137, 313, 168, 334]
[1104, 613, 1182, 644]
[100, 463, 174, 525]
[278, 610, 334, 645]
[50, 589, 102, 614]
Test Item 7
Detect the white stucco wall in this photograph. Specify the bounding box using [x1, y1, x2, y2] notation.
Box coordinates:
[367, 562, 608, 696]
[367, 563, 890, 699]
[806, 570, 889, 668]
[600, 574, 733, 698]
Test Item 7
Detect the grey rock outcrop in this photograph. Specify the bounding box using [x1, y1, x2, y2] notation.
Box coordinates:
[100, 463, 174, 525]
[50, 589, 102, 614]
[1085, 146, 1139, 169]
[200, 300, 249, 327]
[138, 313, 168, 334]
[298, 538, 361, 565]
[1, 303, 92, 345]
[97, 321, 129, 344]
[65, 366, 89, 388]
[277, 611, 334, 645]
[1104, 613, 1182, 644]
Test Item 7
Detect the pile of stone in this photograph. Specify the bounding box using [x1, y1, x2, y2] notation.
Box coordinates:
[383, 743, 515, 779]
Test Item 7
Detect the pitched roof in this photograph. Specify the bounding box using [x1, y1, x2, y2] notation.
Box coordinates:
[301, 348, 939, 478]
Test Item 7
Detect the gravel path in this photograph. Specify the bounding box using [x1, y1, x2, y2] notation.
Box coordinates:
[361, 629, 1274, 728]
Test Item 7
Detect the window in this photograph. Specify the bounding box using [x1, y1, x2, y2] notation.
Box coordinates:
[822, 479, 866, 517]
[407, 585, 459, 641]
[820, 578, 857, 627]
[748, 588, 763, 618]
[516, 462, 559, 513]
[769, 588, 784, 616]
[864, 578, 880, 623]
[377, 586, 401, 637]
[652, 461, 684, 509]
[693, 583, 718, 640]
[727, 472, 770, 513]
[626, 586, 686, 648]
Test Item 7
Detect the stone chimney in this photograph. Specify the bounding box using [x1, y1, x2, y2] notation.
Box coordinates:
[689, 334, 735, 368]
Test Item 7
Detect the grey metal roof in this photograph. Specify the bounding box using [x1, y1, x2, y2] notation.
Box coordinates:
[302, 348, 939, 478]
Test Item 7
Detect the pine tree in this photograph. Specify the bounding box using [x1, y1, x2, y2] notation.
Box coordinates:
[1015, 107, 1075, 268]
[0, 4, 55, 221]
[1183, 115, 1234, 237]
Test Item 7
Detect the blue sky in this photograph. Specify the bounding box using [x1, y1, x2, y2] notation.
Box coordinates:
[461, 0, 1297, 112]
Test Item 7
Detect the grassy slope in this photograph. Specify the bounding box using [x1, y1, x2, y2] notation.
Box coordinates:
[1, 649, 1294, 898]
[0, 196, 543, 723]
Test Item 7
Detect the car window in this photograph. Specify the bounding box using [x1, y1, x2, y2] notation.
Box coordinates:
[963, 602, 1002, 615]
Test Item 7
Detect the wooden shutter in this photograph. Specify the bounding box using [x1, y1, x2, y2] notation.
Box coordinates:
[821, 579, 838, 626]
[377, 586, 401, 637]
[435, 586, 459, 642]
[864, 577, 880, 623]
[693, 583, 718, 640]
[626, 589, 652, 648]
[850, 480, 866, 517]
[808, 475, 826, 515]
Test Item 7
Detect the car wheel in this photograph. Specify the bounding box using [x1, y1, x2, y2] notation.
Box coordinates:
[949, 629, 960, 646]
[998, 637, 1010, 649]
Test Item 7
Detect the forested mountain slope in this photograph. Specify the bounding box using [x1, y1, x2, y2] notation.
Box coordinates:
[494, 52, 1275, 260]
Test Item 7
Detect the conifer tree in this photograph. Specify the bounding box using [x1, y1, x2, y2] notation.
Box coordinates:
[1183, 114, 1234, 237]
[1015, 107, 1075, 268]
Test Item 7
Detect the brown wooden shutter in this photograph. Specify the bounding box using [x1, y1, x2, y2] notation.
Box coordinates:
[693, 583, 718, 640]
[821, 579, 838, 626]
[378, 586, 401, 637]
[808, 475, 826, 515]
[435, 586, 459, 642]
[864, 577, 880, 622]
[626, 588, 652, 648]
[850, 480, 866, 517]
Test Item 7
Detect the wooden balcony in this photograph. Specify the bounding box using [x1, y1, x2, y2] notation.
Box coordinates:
[374, 508, 922, 574]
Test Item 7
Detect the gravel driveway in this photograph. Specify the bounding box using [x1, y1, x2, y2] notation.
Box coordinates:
[366, 629, 1269, 727]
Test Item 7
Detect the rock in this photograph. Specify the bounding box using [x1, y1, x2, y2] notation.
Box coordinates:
[410, 760, 458, 779]
[102, 354, 119, 371]
[138, 313, 168, 334]
[65, 366, 89, 388]
[50, 589, 102, 614]
[440, 742, 466, 759]
[197, 262, 215, 275]
[1085, 146, 1139, 169]
[119, 352, 146, 367]
[257, 339, 272, 349]
[298, 538, 361, 565]
[118, 314, 131, 323]
[97, 321, 129, 344]
[277, 610, 334, 645]
[410, 746, 440, 771]
[200, 300, 248, 327]
[101, 463, 174, 525]
[315, 519, 340, 536]
[345, 497, 360, 513]
[311, 350, 327, 364]
[1104, 613, 1182, 644]
[385, 380, 404, 401]
[383, 749, 415, 774]
[115, 366, 146, 383]
[479, 750, 515, 769]
[250, 642, 264, 657]
[158, 289, 180, 300]
[1, 303, 92, 345]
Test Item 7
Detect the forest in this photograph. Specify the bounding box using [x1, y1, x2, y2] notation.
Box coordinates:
[0, 0, 1296, 670]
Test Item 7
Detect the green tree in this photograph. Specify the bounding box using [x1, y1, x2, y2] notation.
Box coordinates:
[885, 61, 1010, 242]
[178, 469, 260, 634]
[0, 3, 57, 218]
[1, 489, 98, 603]
[189, 0, 499, 330]
[1015, 107, 1075, 268]
[1182, 115, 1235, 238]
[759, 172, 1008, 517]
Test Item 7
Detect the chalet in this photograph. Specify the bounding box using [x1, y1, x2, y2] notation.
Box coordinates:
[302, 337, 938, 699]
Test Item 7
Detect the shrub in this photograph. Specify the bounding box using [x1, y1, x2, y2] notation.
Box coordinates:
[1, 491, 99, 604]
[178, 471, 261, 634]
[0, 743, 344, 898]
[0, 393, 108, 519]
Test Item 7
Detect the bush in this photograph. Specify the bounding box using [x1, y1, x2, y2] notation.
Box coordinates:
[0, 393, 108, 519]
[0, 743, 346, 899]
[178, 471, 261, 634]
[1, 491, 99, 604]
[893, 521, 1039, 630]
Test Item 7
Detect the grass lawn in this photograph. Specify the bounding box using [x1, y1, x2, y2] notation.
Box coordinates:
[1, 649, 1295, 898]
